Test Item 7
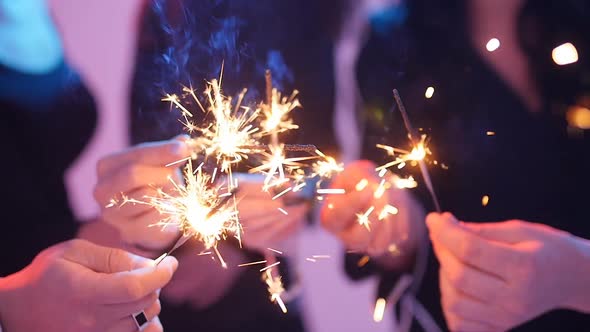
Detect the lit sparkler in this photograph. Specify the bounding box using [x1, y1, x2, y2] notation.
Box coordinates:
[263, 269, 288, 313]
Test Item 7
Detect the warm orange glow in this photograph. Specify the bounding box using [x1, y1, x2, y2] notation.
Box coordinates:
[482, 195, 490, 207]
[567, 105, 590, 129]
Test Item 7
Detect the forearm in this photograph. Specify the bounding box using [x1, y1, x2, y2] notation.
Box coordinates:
[563, 235, 590, 313]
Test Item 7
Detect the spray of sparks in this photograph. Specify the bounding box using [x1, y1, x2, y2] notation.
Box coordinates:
[113, 71, 442, 316]
[375, 134, 430, 172]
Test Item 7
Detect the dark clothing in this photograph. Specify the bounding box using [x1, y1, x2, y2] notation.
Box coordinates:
[0, 61, 96, 276]
[356, 0, 590, 330]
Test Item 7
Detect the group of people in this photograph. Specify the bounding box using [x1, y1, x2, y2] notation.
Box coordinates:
[1, 0, 590, 331]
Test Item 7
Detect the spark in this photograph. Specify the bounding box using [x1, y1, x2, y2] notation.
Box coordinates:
[306, 258, 317, 263]
[123, 160, 240, 266]
[356, 206, 375, 230]
[272, 186, 293, 200]
[165, 156, 192, 167]
[316, 188, 346, 195]
[263, 269, 288, 314]
[357, 255, 370, 267]
[482, 195, 490, 207]
[486, 131, 496, 136]
[392, 176, 418, 189]
[311, 150, 344, 179]
[312, 255, 330, 259]
[376, 135, 430, 172]
[278, 207, 289, 215]
[260, 88, 300, 135]
[378, 204, 399, 220]
[355, 179, 369, 191]
[260, 261, 281, 272]
[267, 248, 284, 255]
[373, 298, 387, 322]
[374, 179, 388, 199]
[186, 79, 262, 184]
[249, 143, 314, 192]
[238, 260, 268, 267]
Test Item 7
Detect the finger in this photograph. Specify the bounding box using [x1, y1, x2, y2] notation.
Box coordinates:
[94, 256, 178, 304]
[440, 272, 509, 331]
[100, 292, 158, 320]
[95, 165, 177, 206]
[142, 317, 164, 332]
[97, 136, 191, 176]
[244, 209, 305, 248]
[107, 299, 161, 332]
[330, 160, 379, 190]
[102, 188, 161, 219]
[426, 213, 521, 279]
[241, 202, 308, 231]
[62, 240, 155, 273]
[116, 213, 180, 251]
[432, 241, 507, 303]
[238, 198, 284, 222]
[462, 220, 552, 244]
[321, 188, 374, 233]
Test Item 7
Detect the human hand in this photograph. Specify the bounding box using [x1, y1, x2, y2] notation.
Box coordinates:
[235, 173, 309, 254]
[427, 213, 589, 331]
[320, 160, 423, 258]
[94, 135, 192, 253]
[0, 239, 178, 332]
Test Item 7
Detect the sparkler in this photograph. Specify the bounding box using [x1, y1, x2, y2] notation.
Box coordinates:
[124, 160, 240, 268]
[392, 89, 441, 212]
[116, 69, 346, 312]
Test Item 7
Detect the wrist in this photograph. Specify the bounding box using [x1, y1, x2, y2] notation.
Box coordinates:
[562, 235, 590, 313]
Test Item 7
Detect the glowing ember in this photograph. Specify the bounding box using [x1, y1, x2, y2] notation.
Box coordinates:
[482, 195, 490, 207]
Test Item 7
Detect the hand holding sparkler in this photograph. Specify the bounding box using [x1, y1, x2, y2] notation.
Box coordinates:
[0, 239, 177, 332]
[95, 136, 192, 255]
[427, 212, 590, 332]
[320, 160, 424, 259]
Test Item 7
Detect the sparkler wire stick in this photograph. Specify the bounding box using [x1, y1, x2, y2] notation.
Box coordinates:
[374, 90, 441, 329]
[393, 89, 441, 213]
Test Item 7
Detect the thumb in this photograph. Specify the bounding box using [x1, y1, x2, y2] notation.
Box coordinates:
[462, 220, 546, 244]
[98, 135, 191, 176]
